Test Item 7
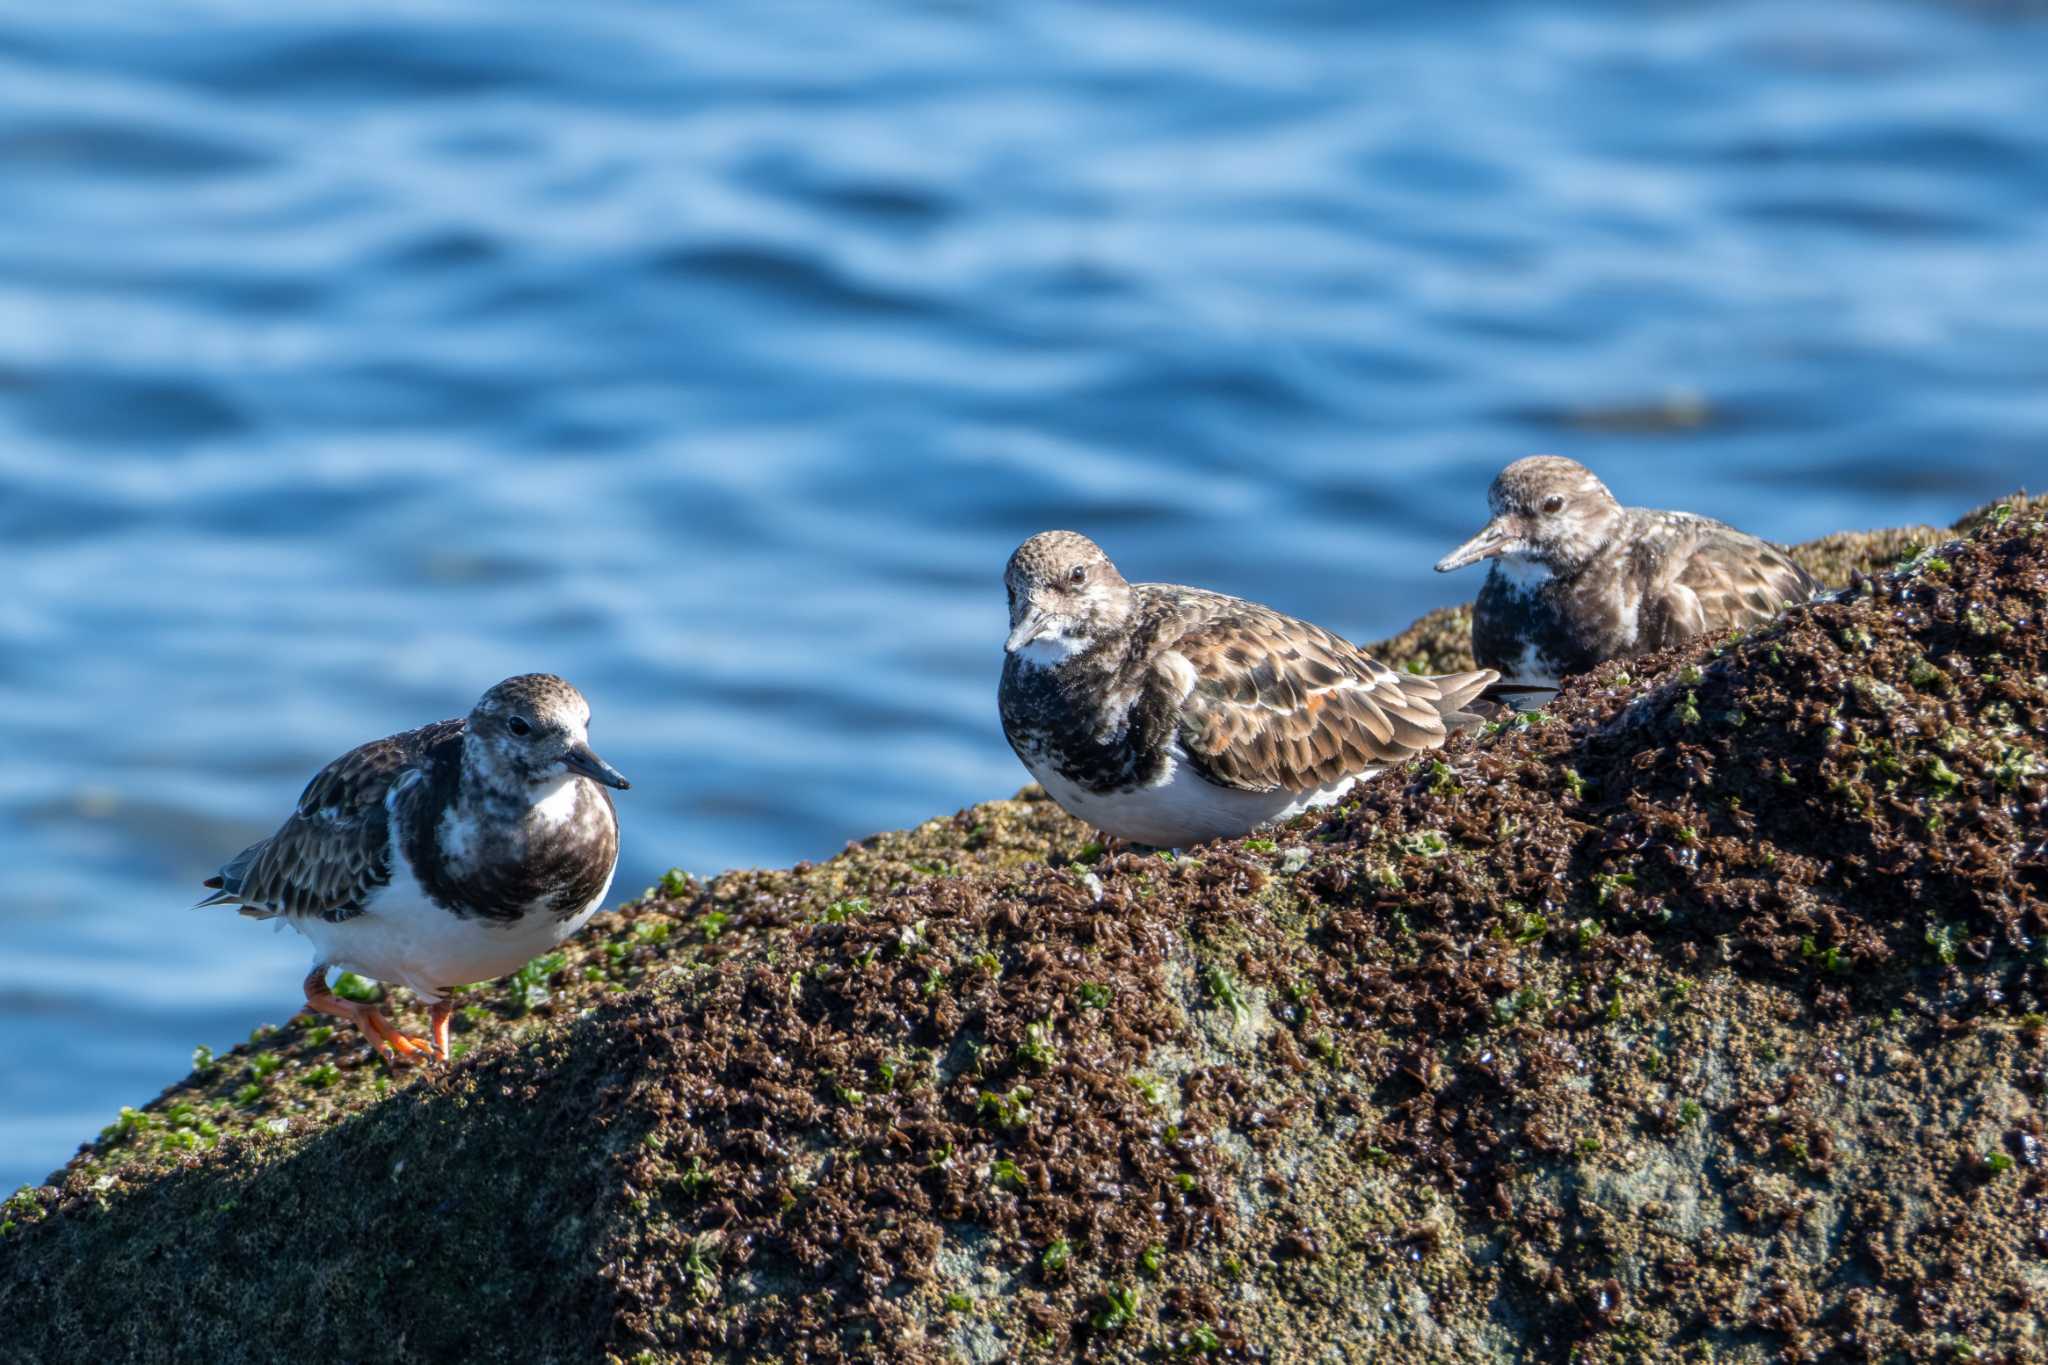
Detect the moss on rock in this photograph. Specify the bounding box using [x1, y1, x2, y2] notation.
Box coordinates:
[2, 496, 2043, 1363]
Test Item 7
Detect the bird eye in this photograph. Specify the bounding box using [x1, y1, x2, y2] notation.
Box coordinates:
[1541, 495, 1565, 515]
[508, 716, 532, 737]
[1068, 565, 1087, 585]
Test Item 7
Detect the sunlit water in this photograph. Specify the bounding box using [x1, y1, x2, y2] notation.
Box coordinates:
[3, 0, 2044, 1190]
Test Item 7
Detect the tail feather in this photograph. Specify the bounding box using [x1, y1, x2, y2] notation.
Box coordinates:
[1421, 667, 1500, 737]
[194, 854, 251, 910]
[195, 883, 278, 918]
[1430, 668, 1497, 716]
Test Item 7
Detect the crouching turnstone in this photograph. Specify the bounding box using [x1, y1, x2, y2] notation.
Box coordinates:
[198, 674, 629, 1063]
[998, 531, 1497, 847]
[1436, 456, 1823, 710]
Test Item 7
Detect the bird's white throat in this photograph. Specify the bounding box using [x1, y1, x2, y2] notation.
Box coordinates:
[1012, 629, 1093, 669]
[529, 775, 582, 827]
[1494, 553, 1554, 592]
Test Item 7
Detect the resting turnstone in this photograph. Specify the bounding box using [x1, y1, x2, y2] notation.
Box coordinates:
[998, 531, 1497, 847]
[198, 674, 629, 1063]
[1436, 455, 1823, 709]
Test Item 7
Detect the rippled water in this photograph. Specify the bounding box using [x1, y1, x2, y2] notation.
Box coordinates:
[3, 0, 2045, 1189]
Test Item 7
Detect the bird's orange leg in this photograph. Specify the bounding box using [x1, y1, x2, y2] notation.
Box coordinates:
[427, 999, 456, 1062]
[302, 965, 433, 1064]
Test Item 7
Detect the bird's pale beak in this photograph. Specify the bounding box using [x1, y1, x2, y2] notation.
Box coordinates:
[1005, 605, 1055, 654]
[1435, 518, 1519, 573]
[563, 743, 630, 790]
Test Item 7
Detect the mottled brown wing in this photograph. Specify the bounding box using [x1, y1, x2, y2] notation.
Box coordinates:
[199, 718, 463, 922]
[1654, 527, 1822, 648]
[1167, 605, 1495, 794]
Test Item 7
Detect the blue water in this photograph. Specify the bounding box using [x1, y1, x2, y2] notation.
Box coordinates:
[2, 0, 2045, 1191]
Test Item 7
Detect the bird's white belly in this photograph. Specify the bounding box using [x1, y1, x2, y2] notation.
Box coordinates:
[1025, 743, 1368, 847]
[292, 855, 614, 1002]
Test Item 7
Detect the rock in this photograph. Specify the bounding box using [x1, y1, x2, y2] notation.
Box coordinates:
[1, 495, 2044, 1364]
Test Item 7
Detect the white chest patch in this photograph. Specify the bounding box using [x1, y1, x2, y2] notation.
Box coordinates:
[437, 804, 480, 864]
[1508, 643, 1561, 689]
[1494, 554, 1554, 593]
[1610, 585, 1642, 647]
[1012, 630, 1093, 669]
[1023, 742, 1370, 847]
[528, 776, 581, 828]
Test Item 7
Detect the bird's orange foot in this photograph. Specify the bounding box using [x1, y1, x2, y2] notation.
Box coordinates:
[357, 1007, 435, 1063]
[301, 965, 435, 1066]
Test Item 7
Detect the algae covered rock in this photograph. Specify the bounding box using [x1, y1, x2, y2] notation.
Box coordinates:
[2, 498, 2043, 1364]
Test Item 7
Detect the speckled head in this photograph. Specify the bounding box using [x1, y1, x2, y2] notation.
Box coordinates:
[1002, 531, 1136, 667]
[464, 674, 630, 795]
[1435, 456, 1624, 576]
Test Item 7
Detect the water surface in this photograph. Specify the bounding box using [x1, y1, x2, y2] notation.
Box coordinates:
[3, 0, 2045, 1189]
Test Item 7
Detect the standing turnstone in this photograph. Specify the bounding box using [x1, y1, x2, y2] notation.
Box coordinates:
[998, 531, 1497, 847]
[197, 674, 629, 1063]
[1435, 455, 1823, 709]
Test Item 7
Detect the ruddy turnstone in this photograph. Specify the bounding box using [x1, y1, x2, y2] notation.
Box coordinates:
[1435, 456, 1823, 709]
[998, 531, 1497, 847]
[197, 674, 629, 1063]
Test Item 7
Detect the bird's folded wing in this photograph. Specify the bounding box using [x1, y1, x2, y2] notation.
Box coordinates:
[1165, 607, 1487, 794]
[203, 719, 461, 921]
[1658, 528, 1822, 647]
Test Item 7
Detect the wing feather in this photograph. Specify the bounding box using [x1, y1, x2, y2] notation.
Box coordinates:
[1654, 525, 1823, 649]
[198, 718, 462, 922]
[1161, 595, 1495, 794]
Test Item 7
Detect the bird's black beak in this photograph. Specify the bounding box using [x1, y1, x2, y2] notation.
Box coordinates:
[563, 743, 630, 790]
[1435, 517, 1520, 573]
[1005, 604, 1055, 654]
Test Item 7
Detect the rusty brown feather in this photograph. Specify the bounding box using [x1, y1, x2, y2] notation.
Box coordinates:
[1165, 591, 1494, 793]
